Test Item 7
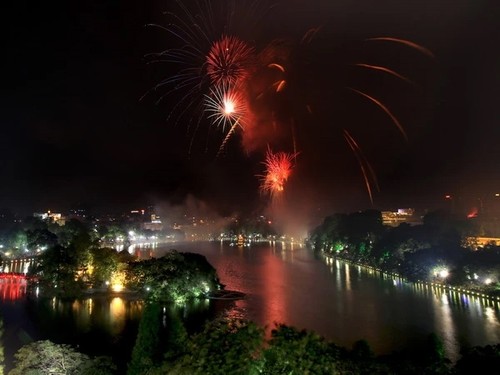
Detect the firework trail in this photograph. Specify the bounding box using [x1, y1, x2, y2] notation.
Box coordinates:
[216, 120, 241, 158]
[366, 37, 435, 58]
[353, 63, 415, 86]
[347, 87, 408, 141]
[343, 130, 379, 204]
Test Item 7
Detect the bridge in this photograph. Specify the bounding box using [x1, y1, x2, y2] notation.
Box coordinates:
[0, 272, 30, 280]
[0, 272, 29, 300]
[0, 257, 36, 274]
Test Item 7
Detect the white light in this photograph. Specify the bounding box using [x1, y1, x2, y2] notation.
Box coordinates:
[484, 278, 492, 285]
[224, 100, 235, 114]
[439, 269, 449, 278]
[112, 284, 123, 292]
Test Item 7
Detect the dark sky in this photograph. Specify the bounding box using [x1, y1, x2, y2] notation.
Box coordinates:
[3, 0, 500, 229]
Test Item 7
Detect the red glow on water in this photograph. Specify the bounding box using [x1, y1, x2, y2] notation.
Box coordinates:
[0, 275, 27, 300]
[260, 249, 287, 336]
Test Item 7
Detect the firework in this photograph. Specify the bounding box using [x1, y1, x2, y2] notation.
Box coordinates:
[343, 130, 379, 204]
[144, 2, 434, 206]
[259, 148, 299, 201]
[141, 0, 268, 155]
[267, 63, 287, 93]
[204, 84, 248, 131]
[206, 35, 256, 87]
[354, 63, 415, 86]
[365, 37, 435, 58]
[348, 87, 408, 140]
[204, 83, 250, 157]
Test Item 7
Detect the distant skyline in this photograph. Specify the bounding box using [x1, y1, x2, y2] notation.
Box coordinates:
[3, 0, 500, 233]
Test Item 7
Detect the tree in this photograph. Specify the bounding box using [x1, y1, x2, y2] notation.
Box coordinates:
[79, 356, 117, 375]
[371, 223, 430, 270]
[89, 247, 120, 286]
[261, 324, 339, 375]
[125, 251, 221, 303]
[4, 229, 28, 257]
[0, 318, 4, 375]
[9, 340, 89, 375]
[127, 302, 163, 375]
[26, 228, 58, 254]
[32, 244, 85, 296]
[162, 308, 188, 364]
[52, 218, 92, 249]
[167, 317, 264, 375]
[382, 333, 451, 375]
[454, 343, 500, 374]
[96, 224, 127, 246]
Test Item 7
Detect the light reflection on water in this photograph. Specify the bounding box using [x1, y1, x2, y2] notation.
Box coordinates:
[322, 258, 500, 362]
[151, 242, 499, 362]
[0, 242, 499, 366]
[0, 277, 27, 300]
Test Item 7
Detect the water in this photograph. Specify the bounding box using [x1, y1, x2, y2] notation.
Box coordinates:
[156, 241, 500, 362]
[1, 241, 499, 371]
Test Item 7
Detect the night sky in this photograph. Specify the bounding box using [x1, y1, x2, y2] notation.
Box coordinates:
[3, 0, 500, 232]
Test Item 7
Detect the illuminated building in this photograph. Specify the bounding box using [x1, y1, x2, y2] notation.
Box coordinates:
[142, 214, 163, 231]
[33, 210, 65, 225]
[381, 208, 422, 227]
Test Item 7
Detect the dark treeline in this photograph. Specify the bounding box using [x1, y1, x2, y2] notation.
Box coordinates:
[6, 311, 500, 374]
[308, 209, 500, 296]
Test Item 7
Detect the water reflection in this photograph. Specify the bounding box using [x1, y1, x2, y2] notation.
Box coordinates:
[109, 297, 126, 335]
[432, 291, 459, 362]
[345, 263, 351, 292]
[261, 251, 287, 331]
[322, 256, 500, 361]
[1, 243, 499, 367]
[0, 277, 26, 300]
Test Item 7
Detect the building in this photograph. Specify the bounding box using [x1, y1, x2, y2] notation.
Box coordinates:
[142, 214, 164, 231]
[33, 210, 65, 225]
[381, 208, 422, 227]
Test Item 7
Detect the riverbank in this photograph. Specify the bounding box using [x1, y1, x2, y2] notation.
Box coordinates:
[322, 253, 500, 304]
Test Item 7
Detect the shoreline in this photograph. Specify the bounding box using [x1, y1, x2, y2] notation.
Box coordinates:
[323, 253, 500, 303]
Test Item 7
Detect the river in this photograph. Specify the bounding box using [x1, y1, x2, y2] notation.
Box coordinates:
[160, 241, 500, 361]
[1, 240, 499, 371]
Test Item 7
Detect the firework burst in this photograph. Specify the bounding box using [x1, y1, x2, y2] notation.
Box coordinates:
[206, 35, 256, 87]
[141, 0, 269, 156]
[259, 148, 299, 202]
[204, 83, 250, 156]
[143, 1, 434, 206]
[204, 84, 248, 131]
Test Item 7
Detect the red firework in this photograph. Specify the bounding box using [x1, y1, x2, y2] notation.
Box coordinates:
[259, 148, 298, 200]
[206, 35, 255, 87]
